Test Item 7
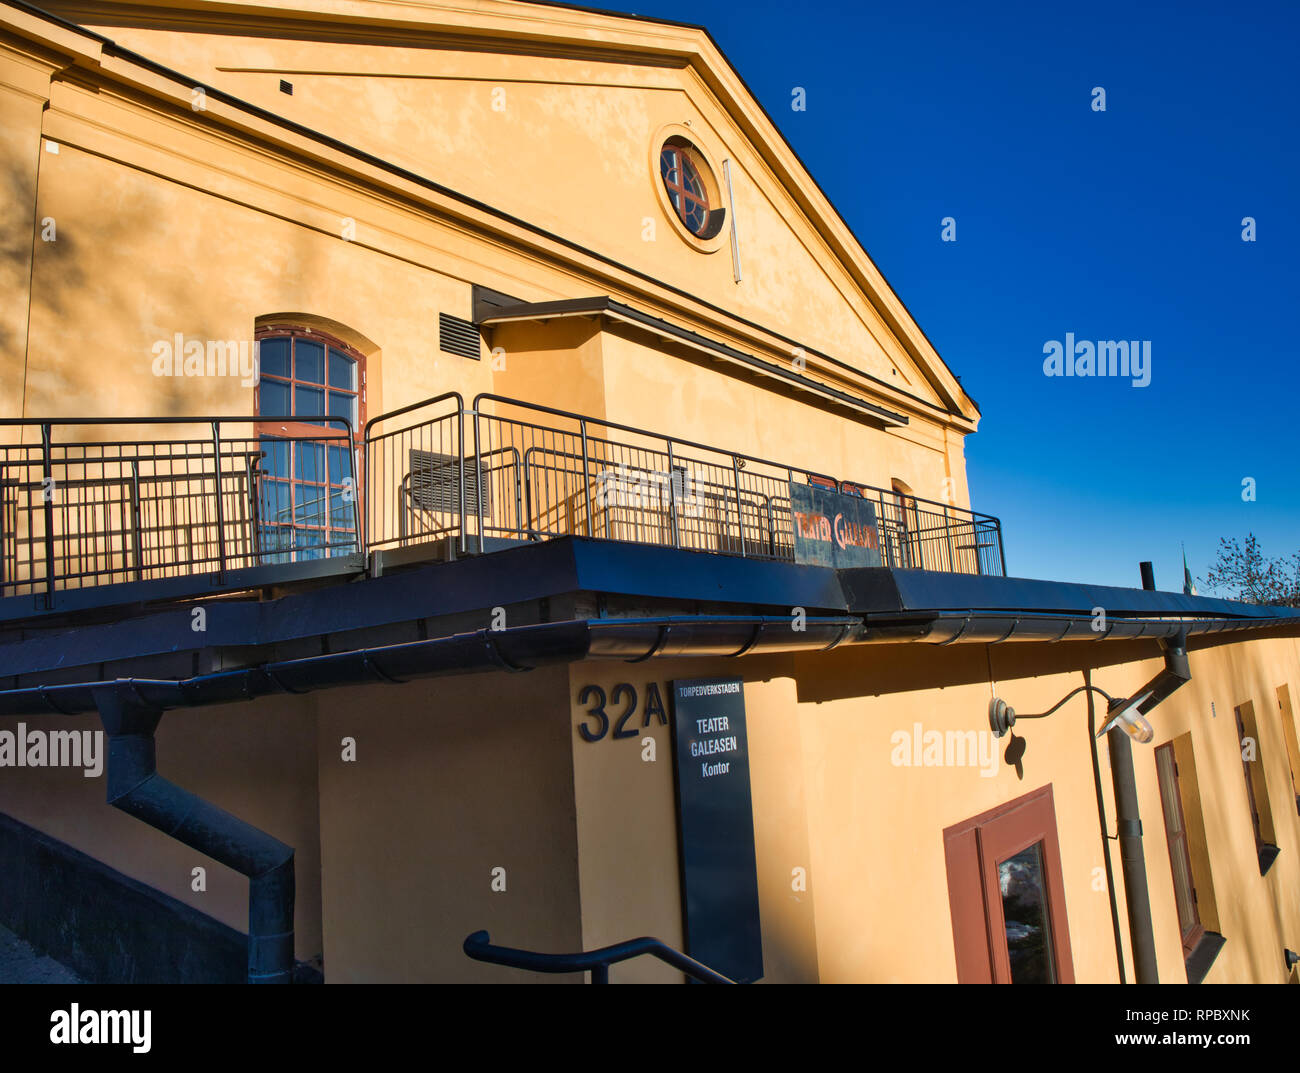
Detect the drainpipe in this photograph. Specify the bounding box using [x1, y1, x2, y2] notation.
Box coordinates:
[95, 685, 295, 984]
[1108, 564, 1187, 984]
[1108, 723, 1157, 983]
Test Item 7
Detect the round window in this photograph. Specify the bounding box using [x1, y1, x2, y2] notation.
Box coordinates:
[659, 139, 713, 236]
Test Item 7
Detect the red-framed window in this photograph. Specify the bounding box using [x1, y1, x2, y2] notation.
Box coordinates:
[943, 785, 1075, 984]
[659, 143, 711, 235]
[254, 327, 365, 561]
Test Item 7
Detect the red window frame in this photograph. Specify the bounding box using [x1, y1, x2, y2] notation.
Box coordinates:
[943, 785, 1075, 984]
[659, 143, 711, 235]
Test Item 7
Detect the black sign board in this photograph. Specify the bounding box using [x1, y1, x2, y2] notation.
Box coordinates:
[669, 677, 763, 983]
[789, 482, 882, 568]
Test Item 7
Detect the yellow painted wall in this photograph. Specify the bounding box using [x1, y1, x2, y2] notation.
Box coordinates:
[0, 39, 52, 420]
[313, 666, 584, 983]
[5, 1, 979, 537]
[565, 633, 1300, 984]
[49, 10, 955, 405]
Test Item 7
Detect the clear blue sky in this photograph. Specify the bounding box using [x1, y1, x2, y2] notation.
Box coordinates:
[595, 0, 1299, 591]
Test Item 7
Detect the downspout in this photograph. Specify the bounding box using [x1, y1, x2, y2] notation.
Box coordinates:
[1107, 722, 1157, 983]
[1087, 675, 1126, 983]
[95, 685, 295, 984]
[1106, 564, 1191, 983]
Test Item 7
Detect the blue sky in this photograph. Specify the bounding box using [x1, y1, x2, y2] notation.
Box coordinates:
[598, 0, 1299, 590]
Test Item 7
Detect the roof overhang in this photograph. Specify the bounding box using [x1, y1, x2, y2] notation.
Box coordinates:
[4, 538, 1300, 684]
[478, 296, 910, 427]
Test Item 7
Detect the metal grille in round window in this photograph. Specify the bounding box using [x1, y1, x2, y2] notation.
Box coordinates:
[659, 140, 725, 240]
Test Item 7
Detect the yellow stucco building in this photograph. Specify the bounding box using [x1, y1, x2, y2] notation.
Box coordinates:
[1, 0, 1299, 985]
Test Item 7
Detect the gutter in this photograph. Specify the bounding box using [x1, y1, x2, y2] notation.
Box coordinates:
[858, 610, 1300, 645]
[0, 615, 860, 716]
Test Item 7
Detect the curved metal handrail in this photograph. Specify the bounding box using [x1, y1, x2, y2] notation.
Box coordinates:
[463, 930, 735, 984]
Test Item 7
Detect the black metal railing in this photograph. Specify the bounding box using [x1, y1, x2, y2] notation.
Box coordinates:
[367, 392, 1005, 575]
[0, 415, 359, 603]
[462, 930, 735, 984]
[0, 395, 1005, 609]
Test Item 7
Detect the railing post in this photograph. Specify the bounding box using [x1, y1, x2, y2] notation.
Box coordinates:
[347, 424, 360, 557]
[580, 419, 593, 540]
[665, 441, 680, 549]
[590, 963, 609, 985]
[211, 421, 227, 580]
[472, 406, 484, 554]
[130, 459, 143, 581]
[997, 520, 1007, 577]
[511, 448, 524, 540]
[944, 507, 956, 573]
[731, 456, 746, 557]
[875, 491, 892, 568]
[40, 423, 55, 606]
[457, 406, 467, 556]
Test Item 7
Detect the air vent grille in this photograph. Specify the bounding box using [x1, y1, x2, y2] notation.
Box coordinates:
[407, 450, 490, 515]
[439, 313, 481, 360]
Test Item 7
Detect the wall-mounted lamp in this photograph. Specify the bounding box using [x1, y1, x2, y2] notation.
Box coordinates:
[987, 628, 1190, 745]
[989, 685, 1118, 738]
[1285, 949, 1300, 972]
[1096, 691, 1156, 745]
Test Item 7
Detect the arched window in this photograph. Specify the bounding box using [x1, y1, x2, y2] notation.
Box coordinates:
[254, 326, 365, 561]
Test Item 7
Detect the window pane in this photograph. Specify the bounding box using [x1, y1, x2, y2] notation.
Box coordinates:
[295, 340, 325, 384]
[301, 527, 323, 561]
[295, 385, 325, 418]
[259, 379, 290, 418]
[295, 442, 325, 483]
[259, 437, 290, 478]
[295, 483, 325, 526]
[998, 843, 1056, 984]
[327, 444, 350, 485]
[328, 391, 356, 425]
[329, 487, 356, 530]
[259, 479, 292, 524]
[259, 337, 290, 379]
[258, 524, 295, 558]
[329, 349, 356, 391]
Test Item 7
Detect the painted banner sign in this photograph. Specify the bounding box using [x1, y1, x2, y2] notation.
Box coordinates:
[669, 677, 763, 984]
[789, 482, 882, 568]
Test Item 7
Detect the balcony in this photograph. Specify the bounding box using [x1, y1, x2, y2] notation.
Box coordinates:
[0, 395, 1005, 620]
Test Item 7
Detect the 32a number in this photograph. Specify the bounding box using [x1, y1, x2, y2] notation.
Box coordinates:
[576, 682, 668, 743]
